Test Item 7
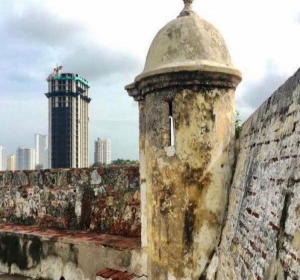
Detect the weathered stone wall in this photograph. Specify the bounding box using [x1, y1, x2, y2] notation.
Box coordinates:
[216, 68, 300, 279]
[0, 167, 140, 237]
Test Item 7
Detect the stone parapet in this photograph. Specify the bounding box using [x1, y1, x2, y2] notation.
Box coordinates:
[0, 167, 140, 237]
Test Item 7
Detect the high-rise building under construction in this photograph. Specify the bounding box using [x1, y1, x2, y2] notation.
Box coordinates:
[45, 65, 91, 168]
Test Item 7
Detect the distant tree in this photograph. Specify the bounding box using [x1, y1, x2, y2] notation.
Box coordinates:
[35, 164, 44, 170]
[111, 159, 139, 166]
[91, 159, 139, 167]
[91, 162, 107, 167]
[235, 110, 242, 139]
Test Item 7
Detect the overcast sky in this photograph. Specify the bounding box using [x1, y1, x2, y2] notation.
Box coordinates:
[0, 0, 300, 163]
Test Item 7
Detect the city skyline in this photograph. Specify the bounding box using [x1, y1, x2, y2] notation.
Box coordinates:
[0, 133, 47, 171]
[0, 0, 299, 163]
[0, 133, 117, 170]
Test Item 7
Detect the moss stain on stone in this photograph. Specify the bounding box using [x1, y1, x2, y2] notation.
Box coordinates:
[184, 202, 196, 249]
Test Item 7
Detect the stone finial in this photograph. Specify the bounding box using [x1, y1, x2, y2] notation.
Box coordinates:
[178, 0, 195, 17]
[184, 0, 193, 9]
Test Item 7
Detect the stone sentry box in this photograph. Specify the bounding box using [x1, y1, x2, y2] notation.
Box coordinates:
[126, 0, 242, 279]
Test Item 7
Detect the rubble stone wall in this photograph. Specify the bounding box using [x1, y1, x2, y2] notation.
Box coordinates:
[0, 166, 140, 237]
[216, 68, 300, 279]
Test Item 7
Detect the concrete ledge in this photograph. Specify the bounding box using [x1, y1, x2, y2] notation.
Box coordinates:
[0, 224, 140, 250]
[96, 268, 147, 280]
[0, 224, 142, 280]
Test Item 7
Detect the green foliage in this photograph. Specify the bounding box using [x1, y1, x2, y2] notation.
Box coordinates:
[111, 159, 139, 166]
[91, 162, 108, 167]
[10, 215, 35, 226]
[91, 159, 139, 168]
[235, 110, 242, 139]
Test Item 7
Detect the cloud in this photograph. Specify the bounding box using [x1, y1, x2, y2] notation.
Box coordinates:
[5, 5, 85, 47]
[0, 1, 142, 99]
[239, 73, 287, 109]
[61, 43, 142, 82]
[0, 98, 48, 154]
[0, 0, 143, 97]
[236, 65, 289, 121]
[0, 3, 81, 97]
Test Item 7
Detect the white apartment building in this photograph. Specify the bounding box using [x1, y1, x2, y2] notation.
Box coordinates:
[7, 154, 15, 171]
[0, 146, 6, 171]
[16, 147, 35, 170]
[35, 134, 49, 169]
[94, 138, 111, 165]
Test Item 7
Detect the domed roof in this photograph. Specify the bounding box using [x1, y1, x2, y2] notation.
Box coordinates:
[135, 4, 241, 82]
